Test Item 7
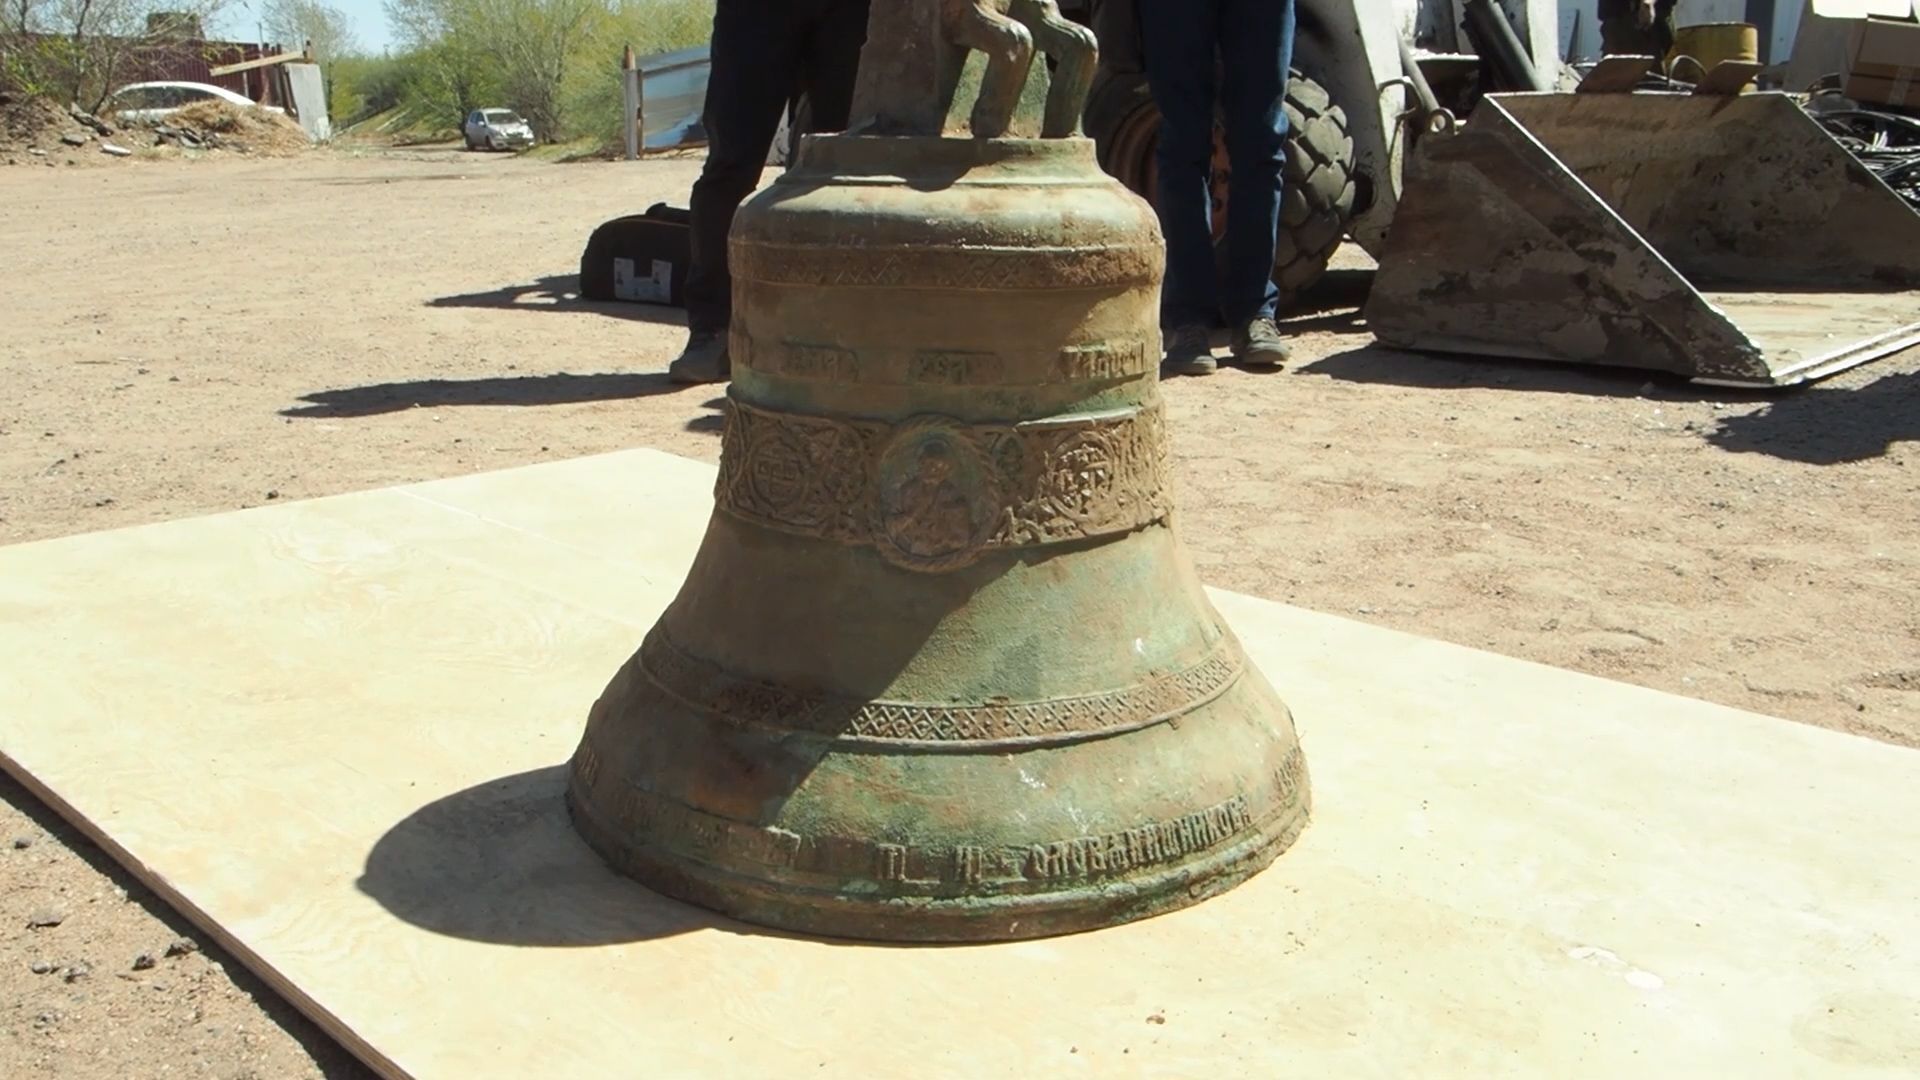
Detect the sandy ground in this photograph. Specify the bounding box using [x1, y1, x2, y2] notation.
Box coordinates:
[1, 144, 1917, 1077]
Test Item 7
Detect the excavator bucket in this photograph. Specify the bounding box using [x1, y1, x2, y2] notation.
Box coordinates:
[1364, 90, 1920, 387]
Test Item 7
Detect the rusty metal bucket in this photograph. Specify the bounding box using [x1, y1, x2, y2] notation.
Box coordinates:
[1364, 90, 1920, 387]
[1670, 22, 1760, 87]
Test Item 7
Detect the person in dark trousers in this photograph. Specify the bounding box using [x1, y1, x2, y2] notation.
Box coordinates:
[1598, 0, 1677, 61]
[669, 0, 872, 384]
[1138, 0, 1295, 377]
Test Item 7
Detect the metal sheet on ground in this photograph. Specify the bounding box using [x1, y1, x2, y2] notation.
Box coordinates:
[1367, 92, 1920, 385]
[1702, 289, 1920, 382]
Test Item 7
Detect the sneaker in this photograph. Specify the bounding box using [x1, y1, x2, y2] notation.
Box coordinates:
[668, 331, 731, 384]
[1233, 316, 1291, 369]
[1161, 324, 1217, 376]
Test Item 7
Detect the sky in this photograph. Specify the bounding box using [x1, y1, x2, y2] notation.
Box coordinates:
[211, 0, 400, 55]
[325, 0, 400, 53]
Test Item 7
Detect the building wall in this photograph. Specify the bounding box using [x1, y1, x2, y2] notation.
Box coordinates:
[114, 40, 289, 105]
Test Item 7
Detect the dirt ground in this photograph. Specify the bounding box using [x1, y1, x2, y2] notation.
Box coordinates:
[1, 144, 1916, 1078]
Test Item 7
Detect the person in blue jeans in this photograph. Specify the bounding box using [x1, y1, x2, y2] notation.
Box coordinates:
[1139, 0, 1295, 376]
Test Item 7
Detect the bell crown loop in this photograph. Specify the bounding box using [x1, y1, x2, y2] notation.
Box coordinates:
[848, 0, 1099, 139]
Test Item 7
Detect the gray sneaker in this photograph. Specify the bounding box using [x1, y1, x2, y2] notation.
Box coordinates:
[668, 331, 731, 384]
[1233, 316, 1291, 368]
[1161, 324, 1217, 376]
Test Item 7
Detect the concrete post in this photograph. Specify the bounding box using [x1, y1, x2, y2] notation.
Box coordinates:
[622, 44, 640, 161]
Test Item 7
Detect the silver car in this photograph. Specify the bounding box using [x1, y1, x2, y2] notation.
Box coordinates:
[463, 109, 535, 151]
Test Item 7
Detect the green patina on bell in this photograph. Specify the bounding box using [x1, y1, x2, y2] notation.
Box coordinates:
[566, 0, 1311, 943]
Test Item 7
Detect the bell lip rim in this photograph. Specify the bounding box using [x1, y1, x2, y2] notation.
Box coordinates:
[564, 782, 1311, 945]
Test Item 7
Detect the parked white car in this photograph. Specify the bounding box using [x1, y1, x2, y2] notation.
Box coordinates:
[103, 81, 284, 124]
[463, 109, 535, 151]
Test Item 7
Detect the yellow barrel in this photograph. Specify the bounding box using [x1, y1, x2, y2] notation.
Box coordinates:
[1671, 22, 1761, 89]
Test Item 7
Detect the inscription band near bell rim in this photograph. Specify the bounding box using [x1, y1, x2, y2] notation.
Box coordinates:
[570, 745, 1309, 891]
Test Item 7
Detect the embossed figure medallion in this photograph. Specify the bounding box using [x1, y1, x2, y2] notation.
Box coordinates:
[714, 399, 1171, 570]
[873, 418, 1001, 571]
[566, 3, 1311, 943]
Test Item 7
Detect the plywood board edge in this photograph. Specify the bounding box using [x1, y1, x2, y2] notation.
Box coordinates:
[0, 749, 410, 1080]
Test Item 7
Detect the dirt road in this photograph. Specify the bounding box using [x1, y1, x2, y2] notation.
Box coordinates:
[2, 147, 1916, 1078]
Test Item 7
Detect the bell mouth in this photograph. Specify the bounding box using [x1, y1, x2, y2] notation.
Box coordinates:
[565, 771, 1311, 944]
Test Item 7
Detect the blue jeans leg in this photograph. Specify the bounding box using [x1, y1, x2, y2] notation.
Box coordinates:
[1139, 0, 1221, 330]
[1218, 0, 1293, 325]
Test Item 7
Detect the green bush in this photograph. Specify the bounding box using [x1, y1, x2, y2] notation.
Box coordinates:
[329, 52, 411, 127]
[366, 0, 712, 145]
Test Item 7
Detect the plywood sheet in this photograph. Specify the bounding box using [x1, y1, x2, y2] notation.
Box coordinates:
[1704, 288, 1920, 370]
[2, 449, 1918, 1079]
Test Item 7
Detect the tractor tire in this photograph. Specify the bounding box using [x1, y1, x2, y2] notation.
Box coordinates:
[1084, 68, 1357, 305]
[1270, 74, 1358, 298]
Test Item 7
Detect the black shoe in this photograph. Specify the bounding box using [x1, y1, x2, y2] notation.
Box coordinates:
[1161, 324, 1217, 376]
[1232, 317, 1291, 368]
[669, 331, 730, 384]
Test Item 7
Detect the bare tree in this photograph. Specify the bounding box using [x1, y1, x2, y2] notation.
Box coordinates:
[3, 0, 232, 108]
[7, 0, 42, 34]
[261, 0, 354, 60]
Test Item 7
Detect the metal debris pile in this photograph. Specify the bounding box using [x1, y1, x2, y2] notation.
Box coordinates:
[1812, 98, 1920, 209]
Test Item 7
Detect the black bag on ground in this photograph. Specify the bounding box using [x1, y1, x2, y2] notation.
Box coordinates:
[579, 203, 692, 307]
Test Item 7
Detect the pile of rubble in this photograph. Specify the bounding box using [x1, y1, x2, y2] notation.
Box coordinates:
[1, 90, 310, 165]
[149, 100, 312, 156]
[0, 91, 133, 164]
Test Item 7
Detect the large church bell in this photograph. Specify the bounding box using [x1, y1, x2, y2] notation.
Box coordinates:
[567, 0, 1312, 942]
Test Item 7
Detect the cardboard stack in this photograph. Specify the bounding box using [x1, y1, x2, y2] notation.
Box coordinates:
[1786, 0, 1920, 106]
[1845, 14, 1920, 106]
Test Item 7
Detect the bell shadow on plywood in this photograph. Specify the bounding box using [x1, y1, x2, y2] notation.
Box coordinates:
[427, 275, 689, 327]
[356, 529, 1005, 949]
[356, 764, 730, 946]
[354, 762, 1012, 950]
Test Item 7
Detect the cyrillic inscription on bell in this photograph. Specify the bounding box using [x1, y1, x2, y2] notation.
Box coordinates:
[566, 0, 1312, 942]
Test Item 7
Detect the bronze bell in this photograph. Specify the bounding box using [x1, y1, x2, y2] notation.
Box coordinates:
[566, 0, 1311, 942]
